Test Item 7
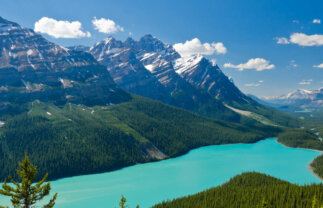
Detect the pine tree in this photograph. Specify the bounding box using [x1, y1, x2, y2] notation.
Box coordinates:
[0, 153, 57, 208]
[119, 195, 128, 208]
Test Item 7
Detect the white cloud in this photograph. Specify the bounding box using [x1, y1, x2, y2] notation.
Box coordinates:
[173, 38, 227, 57]
[244, 80, 264, 87]
[34, 17, 91, 38]
[313, 19, 321, 24]
[276, 37, 290, 44]
[290, 33, 323, 46]
[245, 83, 261, 87]
[299, 79, 312, 85]
[92, 17, 124, 34]
[292, 20, 300, 24]
[223, 58, 275, 71]
[313, 63, 323, 68]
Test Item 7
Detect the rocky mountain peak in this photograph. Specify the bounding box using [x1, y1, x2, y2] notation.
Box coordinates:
[0, 17, 130, 106]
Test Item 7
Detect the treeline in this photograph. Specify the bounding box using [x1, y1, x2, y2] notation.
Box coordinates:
[153, 172, 323, 208]
[0, 96, 280, 180]
[277, 130, 323, 151]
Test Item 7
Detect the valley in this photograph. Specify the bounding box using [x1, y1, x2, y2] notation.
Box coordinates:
[0, 11, 322, 208]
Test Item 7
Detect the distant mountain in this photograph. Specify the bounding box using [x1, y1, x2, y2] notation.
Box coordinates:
[80, 35, 301, 127]
[262, 88, 323, 111]
[0, 16, 130, 107]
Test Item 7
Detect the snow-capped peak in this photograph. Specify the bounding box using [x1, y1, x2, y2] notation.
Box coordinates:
[173, 54, 204, 75]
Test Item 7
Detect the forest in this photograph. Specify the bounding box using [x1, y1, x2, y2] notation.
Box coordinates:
[153, 172, 323, 208]
[0, 96, 280, 180]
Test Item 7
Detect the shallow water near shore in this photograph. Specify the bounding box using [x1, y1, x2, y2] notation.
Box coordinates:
[0, 138, 321, 208]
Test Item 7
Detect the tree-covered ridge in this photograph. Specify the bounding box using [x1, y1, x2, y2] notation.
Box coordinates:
[0, 96, 280, 181]
[312, 155, 323, 179]
[277, 130, 323, 151]
[153, 172, 323, 208]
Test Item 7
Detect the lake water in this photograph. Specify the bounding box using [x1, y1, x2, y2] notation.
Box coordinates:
[0, 138, 322, 207]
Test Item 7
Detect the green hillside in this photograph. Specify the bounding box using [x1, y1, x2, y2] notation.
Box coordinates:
[153, 172, 323, 208]
[0, 95, 280, 180]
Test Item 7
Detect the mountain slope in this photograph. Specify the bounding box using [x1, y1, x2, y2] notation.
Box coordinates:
[0, 96, 280, 180]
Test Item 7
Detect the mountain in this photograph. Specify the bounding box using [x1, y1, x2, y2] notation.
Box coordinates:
[83, 35, 301, 127]
[87, 35, 239, 121]
[262, 88, 323, 111]
[174, 55, 251, 105]
[0, 16, 130, 108]
[153, 172, 323, 208]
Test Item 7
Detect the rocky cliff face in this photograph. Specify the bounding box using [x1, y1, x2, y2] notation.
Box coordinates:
[0, 17, 130, 106]
[87, 35, 235, 118]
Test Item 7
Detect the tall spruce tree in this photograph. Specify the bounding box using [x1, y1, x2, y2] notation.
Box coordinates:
[0, 153, 57, 208]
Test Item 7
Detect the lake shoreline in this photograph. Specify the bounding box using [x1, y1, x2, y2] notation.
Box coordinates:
[308, 163, 323, 181]
[276, 140, 323, 181]
[46, 137, 323, 182]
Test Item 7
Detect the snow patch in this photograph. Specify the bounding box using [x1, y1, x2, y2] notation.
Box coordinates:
[46, 112, 52, 116]
[174, 55, 203, 75]
[27, 49, 34, 56]
[144, 64, 155, 72]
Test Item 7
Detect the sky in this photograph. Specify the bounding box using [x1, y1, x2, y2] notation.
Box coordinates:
[1, 0, 322, 97]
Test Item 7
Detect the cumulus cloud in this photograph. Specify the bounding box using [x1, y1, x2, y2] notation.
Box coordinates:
[34, 17, 91, 38]
[314, 63, 323, 68]
[223, 58, 275, 71]
[313, 19, 321, 24]
[299, 79, 312, 85]
[276, 33, 323, 46]
[244, 80, 264, 87]
[92, 17, 124, 34]
[276, 37, 290, 44]
[173, 38, 227, 57]
[289, 33, 323, 46]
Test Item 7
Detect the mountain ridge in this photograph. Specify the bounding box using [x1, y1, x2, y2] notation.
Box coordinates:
[77, 34, 302, 127]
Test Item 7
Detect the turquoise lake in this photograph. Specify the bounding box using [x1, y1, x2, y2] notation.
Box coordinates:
[0, 138, 322, 207]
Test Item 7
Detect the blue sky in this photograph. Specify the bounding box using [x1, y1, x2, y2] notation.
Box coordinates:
[1, 0, 322, 97]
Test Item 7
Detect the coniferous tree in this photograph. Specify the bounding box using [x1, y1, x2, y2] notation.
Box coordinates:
[0, 153, 57, 208]
[119, 195, 128, 208]
[117, 195, 139, 208]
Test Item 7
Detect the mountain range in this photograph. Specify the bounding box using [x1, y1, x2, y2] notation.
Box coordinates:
[70, 35, 300, 127]
[0, 16, 130, 107]
[257, 88, 323, 112]
[0, 16, 299, 180]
